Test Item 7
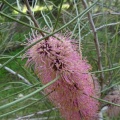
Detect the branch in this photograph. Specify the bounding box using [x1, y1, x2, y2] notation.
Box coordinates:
[0, 63, 31, 85]
[2, 0, 26, 15]
[81, 11, 120, 20]
[82, 22, 120, 40]
[82, 0, 104, 89]
[23, 0, 45, 37]
[96, 22, 120, 31]
[16, 108, 56, 120]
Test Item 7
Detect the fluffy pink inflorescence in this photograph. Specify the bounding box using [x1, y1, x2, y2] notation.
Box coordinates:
[25, 33, 99, 120]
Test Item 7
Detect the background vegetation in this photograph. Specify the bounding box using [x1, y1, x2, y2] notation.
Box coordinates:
[0, 0, 120, 119]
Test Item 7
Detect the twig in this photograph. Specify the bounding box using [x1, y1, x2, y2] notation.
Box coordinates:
[0, 3, 4, 11]
[82, 22, 120, 40]
[91, 0, 118, 12]
[96, 22, 120, 31]
[2, 0, 26, 15]
[82, 0, 104, 89]
[0, 63, 31, 85]
[1, 14, 21, 54]
[93, 11, 120, 16]
[16, 108, 56, 120]
[81, 11, 120, 20]
[23, 0, 45, 37]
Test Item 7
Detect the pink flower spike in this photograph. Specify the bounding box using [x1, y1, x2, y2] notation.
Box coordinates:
[25, 33, 100, 120]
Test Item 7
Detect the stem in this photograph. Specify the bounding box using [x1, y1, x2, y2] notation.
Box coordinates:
[0, 91, 55, 118]
[24, 0, 45, 37]
[2, 0, 26, 15]
[0, 83, 40, 101]
[0, 76, 59, 111]
[96, 22, 120, 31]
[82, 0, 104, 89]
[91, 65, 120, 74]
[82, 22, 120, 40]
[92, 96, 120, 107]
[53, 0, 64, 31]
[0, 12, 47, 34]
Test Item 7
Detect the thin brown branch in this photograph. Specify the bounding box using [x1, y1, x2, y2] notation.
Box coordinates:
[24, 0, 45, 37]
[82, 0, 104, 89]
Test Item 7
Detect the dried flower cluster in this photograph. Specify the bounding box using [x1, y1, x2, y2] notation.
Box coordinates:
[25, 33, 99, 120]
[103, 90, 120, 118]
